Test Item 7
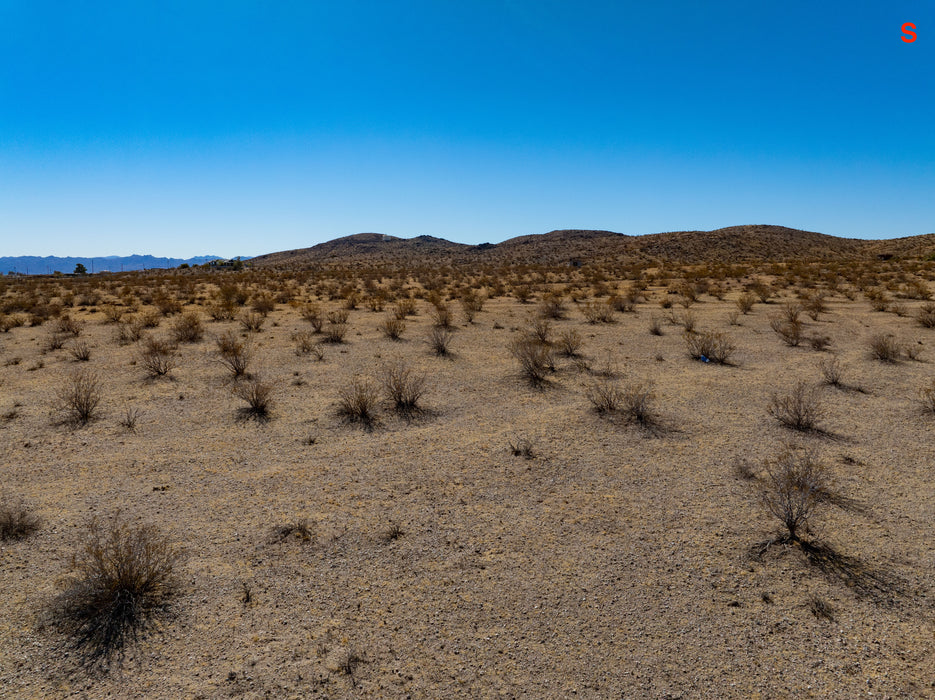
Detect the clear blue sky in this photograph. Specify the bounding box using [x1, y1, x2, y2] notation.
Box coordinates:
[1, 1, 932, 257]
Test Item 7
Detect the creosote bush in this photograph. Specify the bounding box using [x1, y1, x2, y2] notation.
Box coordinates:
[760, 446, 830, 542]
[57, 368, 103, 425]
[818, 356, 846, 388]
[381, 362, 426, 415]
[684, 330, 736, 364]
[509, 337, 554, 386]
[428, 327, 453, 356]
[239, 311, 265, 333]
[214, 331, 251, 378]
[47, 515, 179, 668]
[140, 337, 177, 378]
[920, 378, 935, 416]
[170, 311, 204, 343]
[868, 333, 902, 363]
[768, 380, 824, 431]
[0, 491, 41, 541]
[556, 329, 583, 357]
[380, 315, 405, 340]
[232, 375, 275, 419]
[337, 379, 379, 427]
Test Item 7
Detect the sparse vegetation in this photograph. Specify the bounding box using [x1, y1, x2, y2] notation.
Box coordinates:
[232, 375, 275, 419]
[768, 380, 824, 431]
[509, 337, 554, 386]
[214, 331, 251, 378]
[46, 515, 179, 669]
[337, 379, 379, 427]
[684, 330, 736, 364]
[381, 362, 426, 416]
[56, 368, 103, 425]
[428, 327, 453, 356]
[868, 333, 901, 363]
[760, 446, 830, 542]
[140, 337, 177, 378]
[0, 491, 41, 540]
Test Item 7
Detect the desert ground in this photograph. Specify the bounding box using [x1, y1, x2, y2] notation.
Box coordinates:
[1, 251, 934, 698]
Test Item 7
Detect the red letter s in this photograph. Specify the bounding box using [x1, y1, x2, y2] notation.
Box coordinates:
[902, 22, 917, 43]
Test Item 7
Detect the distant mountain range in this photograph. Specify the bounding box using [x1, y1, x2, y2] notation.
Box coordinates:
[0, 254, 224, 275]
[249, 225, 935, 268]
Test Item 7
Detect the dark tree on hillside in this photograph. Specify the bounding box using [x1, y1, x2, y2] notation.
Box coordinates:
[73, 263, 88, 275]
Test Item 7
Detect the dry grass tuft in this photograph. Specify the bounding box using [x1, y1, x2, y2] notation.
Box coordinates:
[337, 379, 380, 428]
[684, 330, 736, 364]
[381, 362, 426, 416]
[232, 375, 275, 420]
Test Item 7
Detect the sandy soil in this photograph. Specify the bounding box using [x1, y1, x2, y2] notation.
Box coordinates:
[1, 290, 933, 698]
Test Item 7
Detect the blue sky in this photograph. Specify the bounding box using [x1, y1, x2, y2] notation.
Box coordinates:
[1, 1, 932, 257]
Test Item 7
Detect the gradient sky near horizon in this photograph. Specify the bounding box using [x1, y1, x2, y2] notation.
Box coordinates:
[1, 1, 933, 257]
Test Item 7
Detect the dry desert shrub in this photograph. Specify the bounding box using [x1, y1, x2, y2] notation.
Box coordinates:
[239, 311, 265, 333]
[528, 317, 552, 345]
[648, 314, 663, 336]
[0, 491, 41, 541]
[327, 308, 349, 325]
[868, 333, 902, 363]
[919, 379, 935, 416]
[735, 292, 757, 314]
[760, 446, 830, 542]
[684, 330, 736, 364]
[139, 309, 161, 328]
[214, 331, 251, 378]
[538, 293, 566, 320]
[119, 405, 142, 432]
[46, 516, 179, 669]
[460, 291, 484, 323]
[251, 293, 276, 316]
[323, 322, 348, 343]
[917, 302, 935, 329]
[292, 329, 319, 356]
[587, 378, 659, 428]
[808, 334, 832, 352]
[431, 303, 454, 329]
[380, 315, 405, 340]
[69, 339, 92, 362]
[57, 369, 103, 425]
[337, 379, 379, 427]
[170, 311, 204, 343]
[232, 375, 275, 420]
[818, 356, 846, 388]
[54, 314, 83, 337]
[394, 298, 418, 318]
[207, 300, 236, 321]
[509, 337, 554, 386]
[556, 329, 583, 357]
[301, 303, 324, 332]
[139, 337, 177, 378]
[115, 317, 145, 345]
[101, 304, 124, 324]
[381, 362, 426, 415]
[273, 519, 315, 543]
[428, 327, 453, 356]
[509, 436, 536, 459]
[582, 300, 615, 324]
[768, 380, 824, 431]
[770, 317, 803, 347]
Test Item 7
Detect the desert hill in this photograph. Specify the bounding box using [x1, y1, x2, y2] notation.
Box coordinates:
[249, 225, 935, 269]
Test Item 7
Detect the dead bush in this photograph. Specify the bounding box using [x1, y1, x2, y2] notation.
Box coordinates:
[808, 334, 832, 352]
[770, 317, 803, 347]
[232, 375, 275, 420]
[460, 291, 484, 323]
[586, 378, 658, 427]
[818, 357, 846, 388]
[760, 446, 830, 542]
[327, 309, 349, 325]
[239, 311, 265, 333]
[538, 293, 566, 320]
[684, 330, 736, 364]
[115, 318, 144, 345]
[585, 378, 624, 413]
[292, 330, 319, 356]
[46, 515, 179, 669]
[509, 436, 536, 459]
[582, 300, 614, 324]
[917, 302, 935, 329]
[648, 315, 663, 336]
[0, 491, 41, 540]
[69, 340, 92, 362]
[56, 369, 103, 425]
[337, 379, 379, 427]
[214, 331, 251, 378]
[381, 362, 426, 415]
[919, 378, 935, 416]
[868, 333, 901, 363]
[735, 292, 757, 314]
[380, 315, 405, 340]
[431, 303, 454, 329]
[140, 338, 177, 378]
[301, 303, 324, 332]
[251, 294, 276, 316]
[273, 519, 315, 543]
[322, 322, 347, 343]
[428, 327, 453, 356]
[556, 329, 583, 357]
[509, 337, 554, 386]
[768, 380, 824, 431]
[170, 311, 204, 343]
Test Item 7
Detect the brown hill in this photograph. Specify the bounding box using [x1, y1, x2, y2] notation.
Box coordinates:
[248, 225, 935, 269]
